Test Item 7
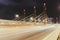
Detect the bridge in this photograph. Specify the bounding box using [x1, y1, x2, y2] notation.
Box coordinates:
[0, 6, 59, 40]
[0, 0, 59, 40]
[0, 21, 59, 40]
[0, 11, 59, 40]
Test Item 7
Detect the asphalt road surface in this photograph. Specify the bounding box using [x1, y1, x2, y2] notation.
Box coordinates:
[0, 25, 56, 40]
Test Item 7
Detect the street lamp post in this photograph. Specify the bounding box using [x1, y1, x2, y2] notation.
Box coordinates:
[33, 0, 36, 25]
[15, 12, 19, 21]
[23, 9, 26, 23]
[43, 2, 47, 25]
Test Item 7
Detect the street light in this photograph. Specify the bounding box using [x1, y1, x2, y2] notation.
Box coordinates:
[44, 3, 46, 7]
[33, 6, 36, 24]
[15, 10, 20, 18]
[15, 14, 19, 21]
[30, 17, 34, 21]
[23, 9, 26, 21]
[15, 14, 19, 18]
[43, 2, 47, 24]
[43, 2, 46, 11]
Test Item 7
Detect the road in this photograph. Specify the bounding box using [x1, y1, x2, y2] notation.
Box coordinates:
[0, 25, 56, 40]
[55, 24, 60, 40]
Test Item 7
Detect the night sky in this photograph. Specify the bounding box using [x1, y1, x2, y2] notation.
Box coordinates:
[0, 0, 59, 20]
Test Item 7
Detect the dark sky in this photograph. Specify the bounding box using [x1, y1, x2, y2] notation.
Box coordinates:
[0, 0, 59, 20]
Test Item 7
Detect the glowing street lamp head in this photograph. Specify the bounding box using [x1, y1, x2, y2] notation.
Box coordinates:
[24, 9, 26, 12]
[34, 6, 36, 9]
[44, 3, 46, 7]
[23, 9, 26, 15]
[15, 14, 19, 18]
[30, 17, 33, 21]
